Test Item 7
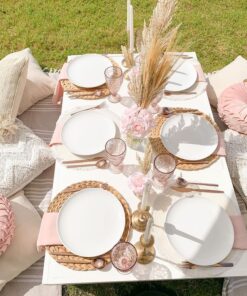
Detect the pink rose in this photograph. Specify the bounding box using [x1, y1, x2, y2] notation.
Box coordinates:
[128, 172, 148, 196]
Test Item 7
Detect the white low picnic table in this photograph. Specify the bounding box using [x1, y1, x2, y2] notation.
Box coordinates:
[43, 53, 247, 284]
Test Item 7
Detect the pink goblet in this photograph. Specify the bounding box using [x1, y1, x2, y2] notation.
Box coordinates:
[104, 66, 123, 103]
[105, 138, 126, 167]
[153, 153, 176, 187]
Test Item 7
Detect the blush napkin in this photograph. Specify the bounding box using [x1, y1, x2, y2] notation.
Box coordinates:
[36, 212, 247, 252]
[52, 63, 68, 104]
[37, 212, 60, 251]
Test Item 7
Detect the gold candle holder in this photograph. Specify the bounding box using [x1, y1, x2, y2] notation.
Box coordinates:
[131, 209, 151, 232]
[135, 234, 155, 264]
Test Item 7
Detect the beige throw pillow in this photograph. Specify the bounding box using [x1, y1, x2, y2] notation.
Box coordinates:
[207, 56, 247, 107]
[16, 48, 56, 115]
[0, 51, 28, 140]
[0, 190, 43, 291]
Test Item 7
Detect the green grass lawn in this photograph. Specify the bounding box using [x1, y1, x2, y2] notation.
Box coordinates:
[0, 0, 244, 295]
[0, 0, 247, 72]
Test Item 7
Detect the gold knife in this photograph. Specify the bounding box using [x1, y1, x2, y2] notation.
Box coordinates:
[171, 186, 224, 194]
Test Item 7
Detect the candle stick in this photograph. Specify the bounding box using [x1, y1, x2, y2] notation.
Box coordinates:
[127, 0, 131, 32]
[129, 4, 134, 52]
[143, 217, 153, 244]
[141, 181, 151, 210]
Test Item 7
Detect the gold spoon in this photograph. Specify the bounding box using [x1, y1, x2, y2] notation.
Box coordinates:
[66, 159, 108, 169]
[176, 177, 218, 188]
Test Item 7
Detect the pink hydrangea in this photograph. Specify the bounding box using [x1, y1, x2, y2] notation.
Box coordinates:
[128, 172, 149, 196]
[121, 106, 154, 138]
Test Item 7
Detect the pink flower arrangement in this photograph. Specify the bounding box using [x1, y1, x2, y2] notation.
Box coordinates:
[121, 106, 154, 138]
[128, 172, 149, 196]
[0, 195, 15, 256]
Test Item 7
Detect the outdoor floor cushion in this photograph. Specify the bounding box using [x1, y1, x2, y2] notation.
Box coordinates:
[0, 190, 43, 291]
[0, 119, 54, 198]
[207, 56, 247, 108]
[0, 50, 28, 141]
[0, 96, 61, 296]
[15, 48, 56, 115]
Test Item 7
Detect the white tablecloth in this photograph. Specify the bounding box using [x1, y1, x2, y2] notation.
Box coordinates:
[43, 53, 247, 285]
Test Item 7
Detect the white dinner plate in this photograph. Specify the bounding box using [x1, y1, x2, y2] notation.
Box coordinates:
[160, 113, 218, 161]
[164, 61, 197, 92]
[57, 187, 126, 257]
[61, 110, 116, 156]
[165, 197, 234, 266]
[67, 54, 112, 88]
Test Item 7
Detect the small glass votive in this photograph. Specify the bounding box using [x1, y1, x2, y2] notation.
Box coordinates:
[105, 138, 126, 168]
[153, 153, 176, 187]
[104, 66, 123, 103]
[111, 242, 137, 273]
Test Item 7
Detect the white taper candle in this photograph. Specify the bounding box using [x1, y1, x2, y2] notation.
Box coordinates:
[141, 181, 151, 210]
[129, 5, 134, 52]
[144, 216, 153, 243]
[127, 0, 131, 32]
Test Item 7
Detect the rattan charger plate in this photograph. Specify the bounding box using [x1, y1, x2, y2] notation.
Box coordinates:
[61, 57, 119, 100]
[149, 108, 220, 170]
[46, 181, 131, 271]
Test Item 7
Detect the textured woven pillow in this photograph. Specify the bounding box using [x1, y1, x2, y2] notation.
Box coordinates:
[16, 48, 56, 115]
[0, 51, 28, 141]
[224, 129, 247, 200]
[0, 119, 54, 198]
[207, 56, 247, 107]
[0, 190, 43, 291]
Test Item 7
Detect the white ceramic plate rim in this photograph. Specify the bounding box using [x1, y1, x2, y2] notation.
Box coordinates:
[61, 110, 116, 156]
[67, 54, 112, 88]
[165, 197, 234, 266]
[57, 187, 126, 257]
[160, 113, 219, 161]
[164, 61, 198, 92]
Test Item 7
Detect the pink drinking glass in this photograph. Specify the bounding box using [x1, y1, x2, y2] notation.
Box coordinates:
[105, 138, 126, 167]
[153, 153, 176, 186]
[104, 66, 123, 103]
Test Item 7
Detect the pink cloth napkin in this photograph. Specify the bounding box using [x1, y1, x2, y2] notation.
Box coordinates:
[215, 132, 226, 156]
[37, 212, 60, 251]
[52, 63, 68, 104]
[49, 121, 63, 147]
[195, 64, 206, 82]
[231, 215, 247, 249]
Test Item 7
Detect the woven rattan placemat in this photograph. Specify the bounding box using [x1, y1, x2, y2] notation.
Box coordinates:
[46, 181, 131, 271]
[149, 108, 220, 170]
[61, 57, 119, 100]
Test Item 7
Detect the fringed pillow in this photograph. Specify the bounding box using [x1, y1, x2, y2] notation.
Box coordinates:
[0, 51, 28, 142]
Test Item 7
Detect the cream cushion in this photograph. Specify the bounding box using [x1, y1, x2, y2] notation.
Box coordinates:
[224, 129, 247, 201]
[0, 51, 28, 140]
[207, 56, 247, 107]
[16, 48, 56, 115]
[0, 119, 54, 198]
[0, 190, 43, 291]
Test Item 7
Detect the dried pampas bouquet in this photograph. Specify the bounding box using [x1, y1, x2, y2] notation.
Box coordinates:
[129, 0, 179, 108]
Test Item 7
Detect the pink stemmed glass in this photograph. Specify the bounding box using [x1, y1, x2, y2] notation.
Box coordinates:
[104, 66, 123, 103]
[111, 242, 137, 273]
[105, 138, 126, 167]
[153, 153, 176, 187]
